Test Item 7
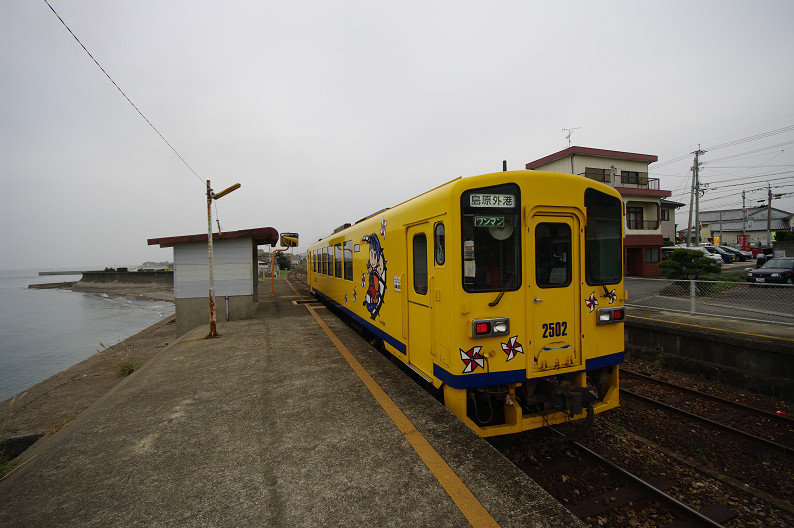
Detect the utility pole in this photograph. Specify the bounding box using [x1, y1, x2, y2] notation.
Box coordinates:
[742, 190, 746, 236]
[766, 183, 772, 246]
[686, 147, 704, 246]
[694, 147, 703, 245]
[205, 180, 241, 339]
[686, 164, 695, 246]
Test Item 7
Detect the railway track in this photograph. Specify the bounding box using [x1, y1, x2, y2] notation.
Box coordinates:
[547, 427, 730, 527]
[490, 365, 794, 527]
[620, 369, 794, 457]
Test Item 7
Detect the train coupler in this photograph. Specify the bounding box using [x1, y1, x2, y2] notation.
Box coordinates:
[551, 382, 599, 418]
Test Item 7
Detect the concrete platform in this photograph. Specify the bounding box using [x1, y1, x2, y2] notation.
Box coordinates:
[0, 278, 582, 527]
[625, 307, 794, 400]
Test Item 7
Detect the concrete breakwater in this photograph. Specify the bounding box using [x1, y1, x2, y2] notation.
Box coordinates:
[76, 271, 173, 291]
[29, 271, 174, 295]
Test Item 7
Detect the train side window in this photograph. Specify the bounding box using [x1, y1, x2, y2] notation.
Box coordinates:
[323, 247, 329, 275]
[434, 222, 445, 265]
[344, 240, 353, 280]
[413, 233, 428, 295]
[334, 244, 342, 278]
[535, 223, 572, 288]
[326, 246, 333, 276]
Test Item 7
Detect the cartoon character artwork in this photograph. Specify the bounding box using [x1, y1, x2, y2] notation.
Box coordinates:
[362, 233, 387, 320]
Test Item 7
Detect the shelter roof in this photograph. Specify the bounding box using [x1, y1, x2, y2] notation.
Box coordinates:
[148, 227, 279, 248]
[661, 199, 685, 208]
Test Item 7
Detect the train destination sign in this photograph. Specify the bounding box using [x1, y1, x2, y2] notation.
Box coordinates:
[469, 193, 515, 208]
[474, 216, 505, 228]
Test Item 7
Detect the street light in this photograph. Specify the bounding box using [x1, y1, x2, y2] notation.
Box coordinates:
[206, 180, 241, 338]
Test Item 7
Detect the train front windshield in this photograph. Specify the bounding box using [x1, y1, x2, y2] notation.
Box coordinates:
[460, 183, 522, 292]
[584, 188, 623, 285]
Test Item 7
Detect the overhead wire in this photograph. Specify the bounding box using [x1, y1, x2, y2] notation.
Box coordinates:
[43, 0, 205, 187]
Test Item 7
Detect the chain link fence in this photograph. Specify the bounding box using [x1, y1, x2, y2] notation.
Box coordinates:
[624, 277, 794, 326]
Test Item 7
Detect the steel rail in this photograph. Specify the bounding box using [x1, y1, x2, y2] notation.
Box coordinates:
[622, 369, 794, 426]
[549, 427, 726, 528]
[620, 389, 794, 456]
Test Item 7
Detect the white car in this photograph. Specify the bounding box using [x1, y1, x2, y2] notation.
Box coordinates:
[672, 245, 724, 265]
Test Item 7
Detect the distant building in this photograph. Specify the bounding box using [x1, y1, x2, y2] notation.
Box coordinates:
[679, 206, 793, 246]
[526, 146, 670, 277]
[661, 199, 685, 244]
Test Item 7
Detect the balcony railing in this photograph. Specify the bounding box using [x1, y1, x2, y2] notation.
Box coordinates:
[584, 171, 662, 191]
[619, 177, 660, 190]
[627, 219, 660, 230]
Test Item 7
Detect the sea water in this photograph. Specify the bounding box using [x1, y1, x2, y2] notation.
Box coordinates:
[0, 271, 174, 400]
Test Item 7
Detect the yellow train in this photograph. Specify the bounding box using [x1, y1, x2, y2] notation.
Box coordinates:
[307, 170, 624, 437]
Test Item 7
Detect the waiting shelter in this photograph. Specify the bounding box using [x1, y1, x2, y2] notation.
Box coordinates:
[148, 227, 279, 336]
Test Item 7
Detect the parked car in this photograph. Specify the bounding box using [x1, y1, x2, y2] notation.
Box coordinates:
[720, 246, 751, 262]
[669, 245, 724, 265]
[756, 253, 774, 268]
[700, 245, 734, 263]
[746, 257, 794, 284]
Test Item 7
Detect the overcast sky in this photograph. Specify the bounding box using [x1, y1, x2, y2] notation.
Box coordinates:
[2, 1, 793, 270]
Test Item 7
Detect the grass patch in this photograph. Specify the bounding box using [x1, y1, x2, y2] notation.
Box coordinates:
[116, 358, 136, 377]
[96, 341, 137, 377]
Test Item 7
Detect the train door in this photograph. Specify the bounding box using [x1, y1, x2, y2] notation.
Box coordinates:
[407, 224, 433, 378]
[528, 214, 582, 373]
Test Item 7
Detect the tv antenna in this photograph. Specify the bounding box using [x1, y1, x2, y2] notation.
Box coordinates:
[562, 127, 581, 147]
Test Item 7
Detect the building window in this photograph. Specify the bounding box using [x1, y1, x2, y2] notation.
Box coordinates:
[584, 167, 609, 183]
[627, 207, 644, 230]
[621, 171, 648, 186]
[661, 209, 670, 221]
[644, 247, 659, 263]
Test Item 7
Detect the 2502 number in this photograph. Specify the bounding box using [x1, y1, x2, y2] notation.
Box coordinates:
[542, 321, 568, 338]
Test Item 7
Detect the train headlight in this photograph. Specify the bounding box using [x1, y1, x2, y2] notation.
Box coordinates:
[472, 318, 510, 338]
[596, 307, 624, 325]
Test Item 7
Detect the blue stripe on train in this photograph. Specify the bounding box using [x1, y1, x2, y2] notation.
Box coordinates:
[312, 288, 624, 385]
[434, 351, 625, 389]
[312, 289, 407, 354]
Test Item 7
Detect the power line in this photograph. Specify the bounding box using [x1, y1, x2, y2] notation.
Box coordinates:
[652, 125, 794, 170]
[43, 0, 204, 186]
[704, 140, 794, 164]
[704, 125, 794, 152]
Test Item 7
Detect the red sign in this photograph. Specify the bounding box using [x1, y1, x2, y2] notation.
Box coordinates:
[737, 234, 749, 251]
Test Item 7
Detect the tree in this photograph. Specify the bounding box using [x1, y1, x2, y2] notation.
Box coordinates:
[276, 251, 292, 271]
[658, 248, 721, 280]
